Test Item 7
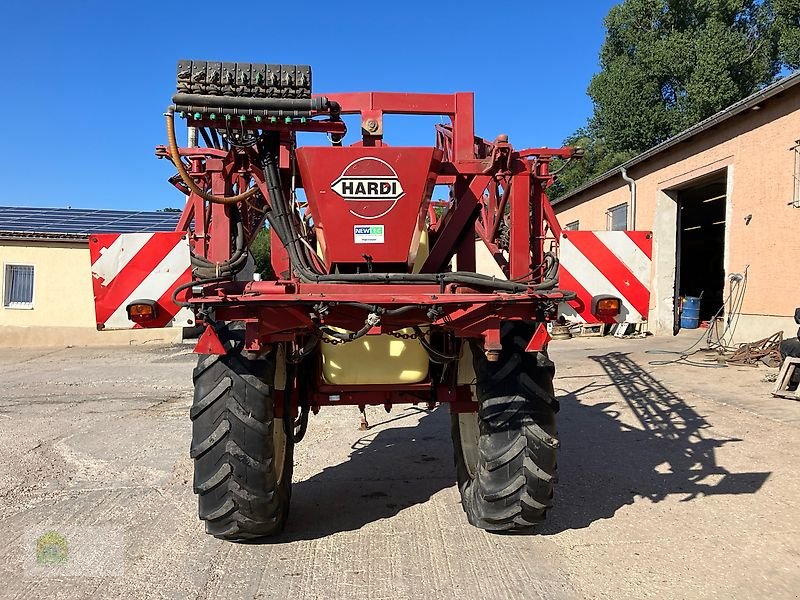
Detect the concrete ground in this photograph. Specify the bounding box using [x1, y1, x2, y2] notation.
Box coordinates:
[0, 333, 798, 600]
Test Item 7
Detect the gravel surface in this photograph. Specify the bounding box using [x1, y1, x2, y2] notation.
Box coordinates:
[0, 334, 798, 599]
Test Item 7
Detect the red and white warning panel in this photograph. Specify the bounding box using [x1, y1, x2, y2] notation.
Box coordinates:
[559, 231, 653, 324]
[89, 232, 194, 330]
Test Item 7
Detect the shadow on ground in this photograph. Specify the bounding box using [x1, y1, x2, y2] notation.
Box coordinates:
[539, 351, 771, 534]
[268, 350, 770, 540]
[277, 407, 456, 542]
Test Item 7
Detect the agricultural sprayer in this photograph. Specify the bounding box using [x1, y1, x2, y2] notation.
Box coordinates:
[89, 60, 596, 540]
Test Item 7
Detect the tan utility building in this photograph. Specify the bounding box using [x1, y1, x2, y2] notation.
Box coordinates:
[554, 72, 800, 343]
[0, 207, 183, 347]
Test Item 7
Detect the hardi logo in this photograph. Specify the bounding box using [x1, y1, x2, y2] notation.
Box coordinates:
[331, 157, 405, 219]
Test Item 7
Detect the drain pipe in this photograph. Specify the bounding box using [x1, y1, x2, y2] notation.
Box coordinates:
[620, 167, 636, 230]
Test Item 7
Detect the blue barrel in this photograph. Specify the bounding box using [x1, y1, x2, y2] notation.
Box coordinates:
[680, 296, 701, 329]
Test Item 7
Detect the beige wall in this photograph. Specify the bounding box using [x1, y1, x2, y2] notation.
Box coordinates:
[1, 241, 95, 328]
[0, 240, 181, 347]
[555, 90, 800, 341]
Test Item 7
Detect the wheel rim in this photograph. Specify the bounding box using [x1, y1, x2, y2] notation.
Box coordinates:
[458, 412, 480, 479]
[273, 419, 287, 484]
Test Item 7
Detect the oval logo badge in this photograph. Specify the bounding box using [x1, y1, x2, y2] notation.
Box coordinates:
[330, 157, 405, 219]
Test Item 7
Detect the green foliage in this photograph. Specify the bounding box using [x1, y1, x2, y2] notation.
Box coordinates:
[775, 0, 800, 68]
[553, 0, 800, 198]
[548, 129, 636, 199]
[250, 228, 275, 279]
[591, 0, 779, 153]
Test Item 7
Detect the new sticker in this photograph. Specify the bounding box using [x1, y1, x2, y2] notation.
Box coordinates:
[354, 225, 385, 244]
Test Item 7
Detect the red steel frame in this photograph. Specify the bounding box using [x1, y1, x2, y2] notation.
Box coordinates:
[157, 92, 579, 414]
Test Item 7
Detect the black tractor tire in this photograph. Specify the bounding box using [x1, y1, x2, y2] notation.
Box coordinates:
[452, 323, 560, 532]
[190, 325, 293, 540]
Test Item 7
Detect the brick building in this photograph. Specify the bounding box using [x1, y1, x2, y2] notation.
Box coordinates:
[553, 72, 800, 342]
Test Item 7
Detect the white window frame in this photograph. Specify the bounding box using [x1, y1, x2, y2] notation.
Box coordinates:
[564, 220, 580, 231]
[606, 203, 628, 231]
[3, 263, 35, 310]
[792, 140, 800, 208]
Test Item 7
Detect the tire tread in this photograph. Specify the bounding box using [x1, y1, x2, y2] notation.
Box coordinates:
[452, 322, 559, 532]
[191, 326, 292, 541]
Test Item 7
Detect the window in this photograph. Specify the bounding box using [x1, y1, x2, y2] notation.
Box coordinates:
[564, 220, 580, 231]
[607, 203, 628, 231]
[793, 140, 800, 208]
[3, 264, 34, 309]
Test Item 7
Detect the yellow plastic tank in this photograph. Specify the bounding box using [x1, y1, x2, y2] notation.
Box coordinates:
[320, 230, 431, 385]
[321, 330, 430, 385]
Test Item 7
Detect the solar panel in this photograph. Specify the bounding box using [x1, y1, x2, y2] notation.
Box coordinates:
[0, 206, 182, 236]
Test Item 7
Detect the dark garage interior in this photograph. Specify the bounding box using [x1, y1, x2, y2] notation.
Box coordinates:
[676, 172, 728, 323]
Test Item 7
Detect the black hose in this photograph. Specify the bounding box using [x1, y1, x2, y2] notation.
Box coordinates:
[292, 361, 310, 443]
[260, 143, 561, 292]
[172, 93, 335, 113]
[209, 127, 222, 149]
[166, 109, 258, 205]
[176, 106, 313, 118]
[262, 141, 520, 288]
[314, 271, 558, 291]
[283, 362, 295, 438]
[171, 276, 227, 308]
[319, 322, 373, 342]
[191, 253, 248, 279]
[198, 127, 215, 149]
[288, 334, 321, 363]
[261, 138, 324, 279]
[339, 303, 419, 316]
[281, 349, 312, 443]
[412, 327, 460, 364]
[191, 207, 249, 278]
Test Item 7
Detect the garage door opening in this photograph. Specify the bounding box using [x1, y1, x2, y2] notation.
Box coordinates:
[675, 172, 727, 329]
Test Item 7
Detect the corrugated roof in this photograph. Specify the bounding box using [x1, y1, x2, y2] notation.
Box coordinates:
[0, 206, 181, 240]
[552, 70, 800, 205]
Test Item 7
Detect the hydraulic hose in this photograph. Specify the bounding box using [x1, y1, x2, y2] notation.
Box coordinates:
[288, 334, 321, 364]
[340, 303, 419, 316]
[168, 104, 554, 293]
[168, 123, 562, 293]
[289, 360, 311, 443]
[198, 127, 215, 149]
[166, 108, 260, 205]
[171, 276, 227, 308]
[172, 93, 334, 113]
[190, 206, 249, 279]
[412, 327, 460, 364]
[317, 312, 381, 343]
[258, 144, 562, 292]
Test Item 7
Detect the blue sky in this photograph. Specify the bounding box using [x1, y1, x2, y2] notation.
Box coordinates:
[0, 1, 616, 211]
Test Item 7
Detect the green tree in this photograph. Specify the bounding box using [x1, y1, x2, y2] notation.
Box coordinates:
[552, 0, 799, 198]
[775, 0, 800, 68]
[548, 129, 636, 199]
[591, 0, 779, 153]
[250, 227, 275, 279]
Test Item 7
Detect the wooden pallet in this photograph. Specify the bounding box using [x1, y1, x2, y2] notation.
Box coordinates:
[772, 357, 800, 400]
[579, 323, 606, 337]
